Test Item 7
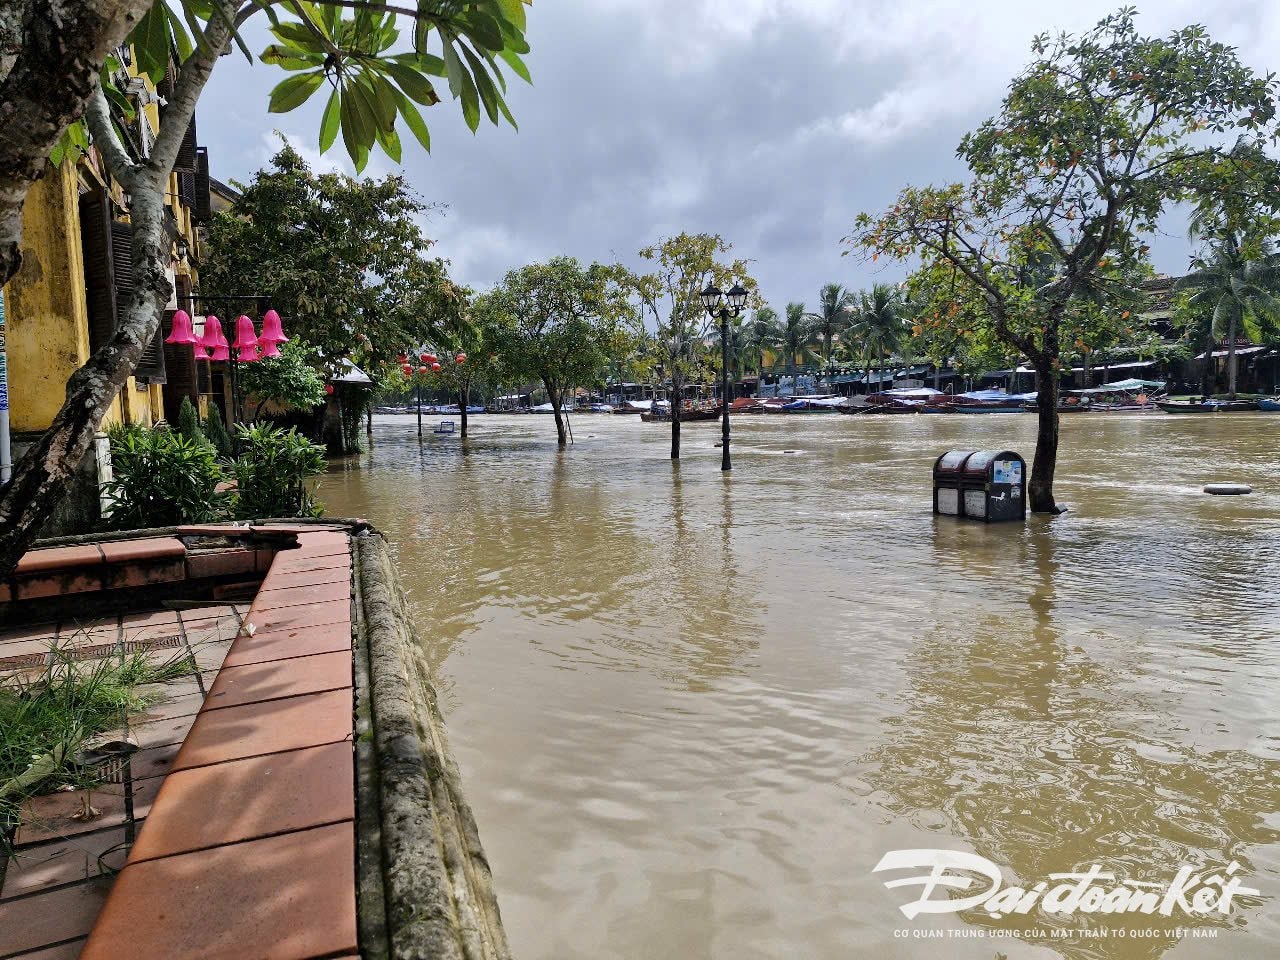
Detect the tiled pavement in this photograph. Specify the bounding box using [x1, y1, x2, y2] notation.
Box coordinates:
[0, 528, 357, 960]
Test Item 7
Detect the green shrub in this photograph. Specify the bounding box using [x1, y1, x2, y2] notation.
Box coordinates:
[204, 402, 234, 457]
[231, 422, 327, 519]
[176, 396, 206, 446]
[103, 425, 228, 529]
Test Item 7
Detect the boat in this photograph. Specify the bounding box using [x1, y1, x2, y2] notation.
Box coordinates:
[613, 400, 653, 415]
[778, 396, 846, 413]
[641, 404, 723, 423]
[1258, 398, 1280, 411]
[953, 403, 1026, 414]
[1156, 399, 1260, 413]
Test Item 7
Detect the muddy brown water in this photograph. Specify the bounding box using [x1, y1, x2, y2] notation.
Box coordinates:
[323, 410, 1280, 960]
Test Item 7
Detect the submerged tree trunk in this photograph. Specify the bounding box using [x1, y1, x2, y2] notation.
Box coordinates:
[670, 375, 682, 459]
[545, 379, 567, 447]
[1226, 316, 1238, 398]
[458, 386, 468, 438]
[1029, 359, 1062, 514]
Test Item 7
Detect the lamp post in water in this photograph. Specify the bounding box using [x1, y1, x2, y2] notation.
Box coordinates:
[700, 282, 749, 472]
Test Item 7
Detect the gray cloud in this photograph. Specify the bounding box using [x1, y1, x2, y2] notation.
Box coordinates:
[194, 1, 1280, 311]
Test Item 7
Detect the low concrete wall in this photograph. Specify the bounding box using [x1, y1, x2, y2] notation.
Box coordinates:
[353, 532, 511, 960]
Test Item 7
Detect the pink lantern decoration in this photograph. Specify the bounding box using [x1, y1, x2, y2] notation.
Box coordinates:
[259, 309, 288, 346]
[259, 339, 282, 359]
[430, 361, 441, 372]
[164, 309, 197, 346]
[233, 314, 259, 362]
[199, 315, 230, 361]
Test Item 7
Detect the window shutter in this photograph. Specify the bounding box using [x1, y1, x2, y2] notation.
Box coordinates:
[175, 115, 198, 172]
[193, 147, 212, 223]
[79, 193, 118, 353]
[177, 171, 195, 207]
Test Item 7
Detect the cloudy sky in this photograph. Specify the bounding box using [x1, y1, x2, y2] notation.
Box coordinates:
[195, 1, 1280, 309]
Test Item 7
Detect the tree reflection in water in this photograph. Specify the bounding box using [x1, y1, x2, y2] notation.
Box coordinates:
[854, 523, 1279, 959]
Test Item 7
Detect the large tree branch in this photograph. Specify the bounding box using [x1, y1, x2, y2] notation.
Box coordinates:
[0, 0, 151, 286]
[85, 85, 139, 188]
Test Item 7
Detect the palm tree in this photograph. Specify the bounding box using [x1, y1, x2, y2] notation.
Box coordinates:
[1177, 231, 1280, 397]
[810, 283, 855, 371]
[743, 307, 781, 395]
[849, 284, 907, 393]
[780, 302, 818, 388]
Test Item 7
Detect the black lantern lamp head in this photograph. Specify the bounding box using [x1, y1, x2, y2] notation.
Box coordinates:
[700, 283, 723, 317]
[726, 283, 748, 313]
[176, 236, 190, 264]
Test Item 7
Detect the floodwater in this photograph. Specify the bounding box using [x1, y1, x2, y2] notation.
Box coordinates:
[322, 410, 1280, 960]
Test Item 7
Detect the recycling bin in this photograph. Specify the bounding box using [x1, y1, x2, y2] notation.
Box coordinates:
[959, 450, 1026, 522]
[933, 450, 976, 517]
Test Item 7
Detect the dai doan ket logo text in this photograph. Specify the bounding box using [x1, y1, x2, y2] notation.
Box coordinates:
[874, 850, 1259, 921]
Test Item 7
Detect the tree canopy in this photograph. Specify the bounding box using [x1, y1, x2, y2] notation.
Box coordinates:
[847, 8, 1280, 512]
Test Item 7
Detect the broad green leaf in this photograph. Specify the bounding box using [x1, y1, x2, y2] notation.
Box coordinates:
[383, 61, 440, 106]
[319, 86, 341, 152]
[268, 70, 325, 113]
[462, 46, 500, 125]
[498, 0, 527, 32]
[391, 53, 447, 77]
[498, 48, 531, 84]
[261, 44, 325, 69]
[441, 40, 467, 99]
[163, 5, 195, 63]
[131, 4, 171, 83]
[392, 89, 432, 153]
[270, 21, 327, 52]
[460, 11, 505, 52]
[375, 123, 402, 164]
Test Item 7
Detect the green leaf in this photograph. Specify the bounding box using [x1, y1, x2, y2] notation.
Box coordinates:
[383, 61, 440, 106]
[131, 4, 171, 83]
[270, 21, 328, 53]
[392, 89, 432, 153]
[441, 39, 467, 99]
[460, 11, 505, 51]
[163, 4, 195, 63]
[392, 53, 447, 77]
[462, 46, 500, 125]
[375, 123, 402, 164]
[261, 44, 325, 69]
[498, 0, 527, 32]
[498, 48, 531, 84]
[319, 86, 341, 152]
[268, 70, 325, 113]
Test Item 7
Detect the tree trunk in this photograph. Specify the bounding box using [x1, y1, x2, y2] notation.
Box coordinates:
[0, 5, 234, 577]
[0, 0, 152, 287]
[546, 380, 567, 446]
[670, 372, 682, 459]
[0, 168, 171, 574]
[458, 386, 468, 438]
[1029, 360, 1061, 514]
[1200, 326, 1216, 398]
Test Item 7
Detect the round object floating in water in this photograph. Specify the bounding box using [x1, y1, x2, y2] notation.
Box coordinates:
[1204, 482, 1252, 496]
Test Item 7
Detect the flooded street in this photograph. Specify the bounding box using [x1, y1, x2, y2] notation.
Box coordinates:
[323, 411, 1280, 960]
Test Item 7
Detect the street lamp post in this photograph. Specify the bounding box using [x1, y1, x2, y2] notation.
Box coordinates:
[700, 282, 749, 472]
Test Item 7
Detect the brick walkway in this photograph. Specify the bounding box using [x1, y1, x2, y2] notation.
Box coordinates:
[0, 528, 358, 960]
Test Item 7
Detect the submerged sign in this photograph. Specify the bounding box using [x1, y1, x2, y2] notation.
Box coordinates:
[874, 849, 1258, 920]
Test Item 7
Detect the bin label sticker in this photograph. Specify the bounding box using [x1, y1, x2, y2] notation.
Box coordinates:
[993, 459, 1021, 485]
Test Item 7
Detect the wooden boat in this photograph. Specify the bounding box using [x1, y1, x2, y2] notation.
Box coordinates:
[953, 403, 1025, 414]
[641, 405, 723, 423]
[1258, 398, 1280, 411]
[1156, 399, 1260, 413]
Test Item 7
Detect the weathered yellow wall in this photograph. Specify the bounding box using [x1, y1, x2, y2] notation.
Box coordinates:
[1, 160, 148, 434]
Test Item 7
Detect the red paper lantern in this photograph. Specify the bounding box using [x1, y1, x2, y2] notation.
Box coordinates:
[420, 352, 430, 363]
[430, 362, 442, 372]
[324, 383, 335, 395]
[418, 365, 428, 374]
[397, 352, 409, 364]
[401, 363, 413, 375]
[455, 352, 467, 364]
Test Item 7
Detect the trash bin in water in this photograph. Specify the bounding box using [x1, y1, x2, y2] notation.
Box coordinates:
[959, 450, 1026, 522]
[933, 450, 976, 517]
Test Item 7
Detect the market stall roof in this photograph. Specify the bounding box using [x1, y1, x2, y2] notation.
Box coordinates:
[1015, 359, 1157, 374]
[333, 359, 372, 384]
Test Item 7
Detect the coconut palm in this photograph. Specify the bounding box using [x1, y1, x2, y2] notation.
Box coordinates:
[743, 306, 781, 392]
[810, 283, 855, 370]
[779, 302, 818, 387]
[849, 284, 908, 392]
[1177, 231, 1280, 397]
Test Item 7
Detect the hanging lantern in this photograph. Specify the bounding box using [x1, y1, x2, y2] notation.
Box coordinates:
[418, 365, 429, 374]
[258, 309, 288, 346]
[232, 315, 259, 362]
[397, 352, 409, 364]
[401, 363, 413, 376]
[199, 315, 230, 361]
[455, 352, 467, 364]
[324, 383, 335, 396]
[422, 352, 437, 365]
[430, 361, 441, 372]
[164, 309, 197, 346]
[259, 339, 282, 359]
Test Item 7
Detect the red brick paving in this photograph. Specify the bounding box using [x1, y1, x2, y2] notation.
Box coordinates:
[3, 528, 358, 960]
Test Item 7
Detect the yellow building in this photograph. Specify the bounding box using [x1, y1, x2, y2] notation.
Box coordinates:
[0, 56, 214, 533]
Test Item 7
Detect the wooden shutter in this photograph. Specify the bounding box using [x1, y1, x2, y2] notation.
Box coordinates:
[193, 147, 212, 223]
[79, 192, 118, 353]
[177, 171, 195, 207]
[175, 115, 198, 172]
